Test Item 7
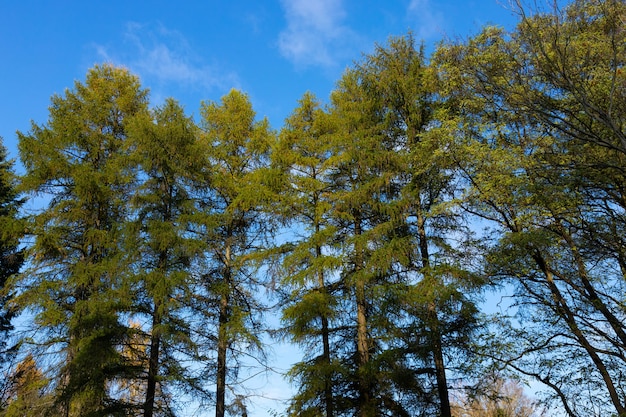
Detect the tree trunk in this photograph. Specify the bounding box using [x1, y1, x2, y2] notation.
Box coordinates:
[353, 213, 373, 417]
[430, 304, 451, 417]
[317, 235, 334, 417]
[216, 244, 232, 417]
[144, 251, 168, 417]
[144, 305, 162, 417]
[417, 205, 451, 417]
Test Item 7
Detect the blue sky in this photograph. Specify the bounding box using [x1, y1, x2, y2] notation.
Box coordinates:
[1, 1, 523, 415]
[0, 0, 521, 165]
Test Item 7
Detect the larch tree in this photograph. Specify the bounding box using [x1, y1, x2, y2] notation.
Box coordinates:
[126, 98, 206, 417]
[275, 92, 343, 417]
[15, 64, 149, 417]
[326, 60, 416, 416]
[0, 138, 24, 411]
[198, 89, 276, 417]
[354, 34, 481, 417]
[280, 38, 468, 416]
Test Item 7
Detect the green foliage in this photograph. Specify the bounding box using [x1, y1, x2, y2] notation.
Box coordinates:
[198, 89, 277, 417]
[5, 4, 625, 416]
[15, 64, 149, 416]
[276, 92, 344, 417]
[278, 33, 482, 417]
[0, 138, 23, 350]
[1, 354, 50, 417]
[435, 1, 626, 415]
[125, 98, 207, 415]
[0, 138, 25, 415]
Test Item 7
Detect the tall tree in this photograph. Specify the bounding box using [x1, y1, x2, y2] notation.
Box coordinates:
[0, 139, 22, 350]
[435, 0, 626, 414]
[279, 34, 479, 417]
[15, 64, 149, 416]
[0, 138, 24, 412]
[198, 89, 276, 417]
[325, 59, 417, 416]
[354, 34, 481, 417]
[275, 92, 343, 417]
[126, 98, 206, 417]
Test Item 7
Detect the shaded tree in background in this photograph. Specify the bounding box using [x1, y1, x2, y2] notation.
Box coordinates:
[451, 374, 542, 417]
[1, 354, 49, 417]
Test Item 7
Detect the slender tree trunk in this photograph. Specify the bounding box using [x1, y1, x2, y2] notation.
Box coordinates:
[216, 244, 232, 417]
[430, 304, 451, 417]
[353, 213, 373, 417]
[416, 205, 451, 417]
[144, 305, 162, 417]
[320, 312, 333, 417]
[62, 280, 90, 417]
[60, 356, 72, 417]
[144, 243, 169, 417]
[355, 279, 371, 417]
[317, 236, 334, 417]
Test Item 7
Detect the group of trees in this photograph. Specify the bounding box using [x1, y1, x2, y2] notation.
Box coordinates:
[0, 0, 624, 416]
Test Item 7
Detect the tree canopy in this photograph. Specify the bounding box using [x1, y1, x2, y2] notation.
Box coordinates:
[2, 1, 625, 416]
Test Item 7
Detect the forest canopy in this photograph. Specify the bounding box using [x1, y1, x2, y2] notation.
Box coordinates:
[1, 1, 625, 416]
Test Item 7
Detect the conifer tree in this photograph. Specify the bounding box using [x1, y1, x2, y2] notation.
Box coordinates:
[356, 35, 481, 417]
[326, 63, 414, 416]
[16, 64, 149, 416]
[303, 34, 481, 417]
[0, 139, 22, 354]
[0, 138, 24, 413]
[198, 89, 276, 417]
[126, 98, 206, 417]
[275, 92, 343, 417]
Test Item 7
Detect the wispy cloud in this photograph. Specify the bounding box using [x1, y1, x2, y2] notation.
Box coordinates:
[278, 0, 356, 68]
[94, 23, 239, 101]
[406, 0, 446, 40]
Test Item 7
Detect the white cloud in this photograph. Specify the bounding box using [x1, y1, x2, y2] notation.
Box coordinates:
[278, 0, 356, 68]
[407, 0, 446, 40]
[94, 23, 239, 101]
